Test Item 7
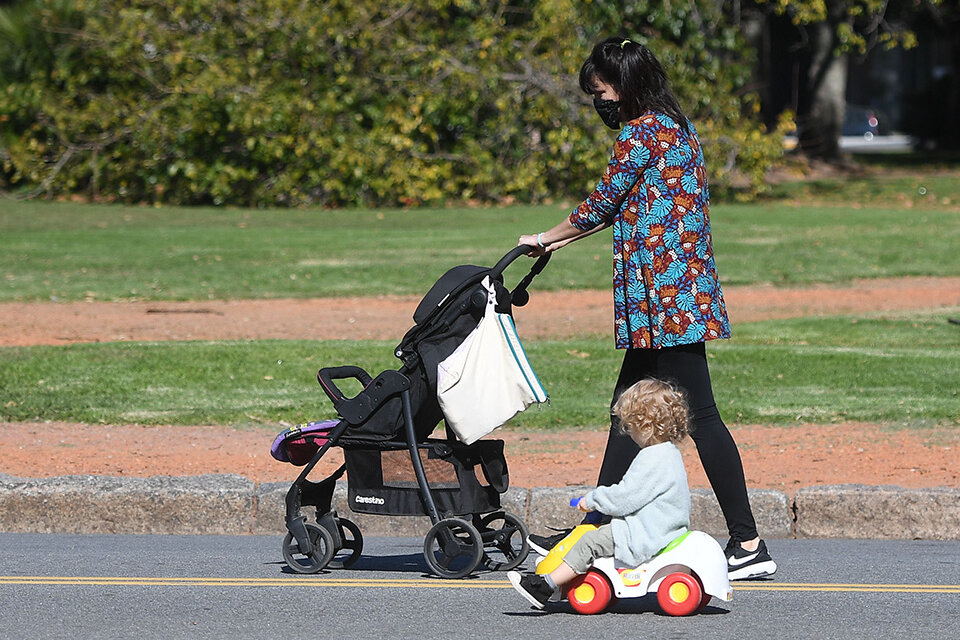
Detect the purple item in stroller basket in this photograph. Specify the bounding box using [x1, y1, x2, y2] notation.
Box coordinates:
[273, 246, 551, 579]
[270, 420, 339, 466]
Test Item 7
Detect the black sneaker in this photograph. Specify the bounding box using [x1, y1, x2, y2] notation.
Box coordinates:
[527, 528, 572, 556]
[726, 538, 778, 580]
[507, 571, 556, 610]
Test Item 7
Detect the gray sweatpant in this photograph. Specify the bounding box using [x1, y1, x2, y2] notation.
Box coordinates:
[562, 524, 616, 574]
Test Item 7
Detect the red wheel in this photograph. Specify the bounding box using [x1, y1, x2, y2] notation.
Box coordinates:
[697, 595, 712, 611]
[656, 572, 703, 616]
[693, 573, 711, 611]
[566, 570, 613, 615]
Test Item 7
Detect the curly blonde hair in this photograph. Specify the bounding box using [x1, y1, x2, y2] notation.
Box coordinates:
[613, 378, 691, 446]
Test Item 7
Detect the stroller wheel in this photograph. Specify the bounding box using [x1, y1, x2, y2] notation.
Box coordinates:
[282, 522, 335, 574]
[423, 518, 484, 579]
[478, 511, 530, 571]
[328, 517, 364, 569]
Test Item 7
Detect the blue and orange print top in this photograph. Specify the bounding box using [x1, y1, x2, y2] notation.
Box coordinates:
[569, 112, 731, 349]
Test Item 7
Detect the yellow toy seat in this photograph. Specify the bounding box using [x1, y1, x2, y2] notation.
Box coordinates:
[534, 523, 599, 575]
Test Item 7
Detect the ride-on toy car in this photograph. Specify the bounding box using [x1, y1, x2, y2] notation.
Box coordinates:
[534, 512, 733, 615]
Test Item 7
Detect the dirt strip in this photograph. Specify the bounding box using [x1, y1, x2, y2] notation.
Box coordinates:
[2, 421, 957, 501]
[2, 276, 959, 346]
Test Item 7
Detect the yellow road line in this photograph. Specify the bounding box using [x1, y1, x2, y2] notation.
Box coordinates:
[1, 576, 959, 593]
[733, 584, 960, 594]
[0, 576, 501, 588]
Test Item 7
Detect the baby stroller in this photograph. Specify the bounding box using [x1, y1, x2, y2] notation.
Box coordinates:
[271, 246, 551, 578]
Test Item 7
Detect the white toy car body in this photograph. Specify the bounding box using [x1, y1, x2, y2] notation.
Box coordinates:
[536, 526, 733, 615]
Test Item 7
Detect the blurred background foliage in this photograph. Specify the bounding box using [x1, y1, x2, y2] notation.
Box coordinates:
[0, 0, 788, 207]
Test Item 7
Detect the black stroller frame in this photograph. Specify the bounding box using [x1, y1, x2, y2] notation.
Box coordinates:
[280, 246, 550, 579]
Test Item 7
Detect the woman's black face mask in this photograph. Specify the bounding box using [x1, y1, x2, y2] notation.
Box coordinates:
[593, 97, 621, 130]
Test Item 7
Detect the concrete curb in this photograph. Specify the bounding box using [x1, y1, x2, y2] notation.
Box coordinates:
[794, 485, 960, 540]
[0, 474, 254, 535]
[1, 474, 958, 540]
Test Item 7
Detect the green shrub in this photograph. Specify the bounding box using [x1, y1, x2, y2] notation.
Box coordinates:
[0, 0, 783, 206]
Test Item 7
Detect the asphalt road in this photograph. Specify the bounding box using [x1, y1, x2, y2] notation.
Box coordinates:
[1, 534, 958, 639]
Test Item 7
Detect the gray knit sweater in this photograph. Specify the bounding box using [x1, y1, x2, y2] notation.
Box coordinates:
[582, 441, 691, 567]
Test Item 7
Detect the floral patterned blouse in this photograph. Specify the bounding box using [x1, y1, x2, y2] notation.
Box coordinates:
[569, 112, 731, 349]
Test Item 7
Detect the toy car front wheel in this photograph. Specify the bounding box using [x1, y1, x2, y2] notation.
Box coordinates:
[657, 572, 703, 616]
[566, 569, 613, 615]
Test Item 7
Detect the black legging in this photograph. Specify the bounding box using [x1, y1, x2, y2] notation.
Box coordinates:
[595, 342, 759, 542]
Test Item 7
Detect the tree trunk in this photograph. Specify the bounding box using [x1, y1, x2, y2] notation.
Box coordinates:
[797, 18, 847, 160]
[946, 23, 960, 149]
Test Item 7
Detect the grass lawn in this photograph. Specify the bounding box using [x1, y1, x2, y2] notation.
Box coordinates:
[2, 198, 958, 302]
[2, 163, 958, 431]
[2, 310, 957, 429]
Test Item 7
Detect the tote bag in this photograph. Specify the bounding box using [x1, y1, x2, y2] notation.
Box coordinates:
[436, 276, 548, 444]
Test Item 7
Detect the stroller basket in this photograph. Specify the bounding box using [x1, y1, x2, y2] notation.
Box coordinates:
[344, 439, 507, 517]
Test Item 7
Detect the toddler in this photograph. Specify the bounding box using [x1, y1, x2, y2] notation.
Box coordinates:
[508, 377, 692, 609]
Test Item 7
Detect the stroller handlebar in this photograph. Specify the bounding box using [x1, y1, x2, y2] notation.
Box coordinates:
[493, 245, 551, 308]
[490, 244, 542, 279]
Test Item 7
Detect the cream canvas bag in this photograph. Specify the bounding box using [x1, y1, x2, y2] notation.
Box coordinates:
[436, 276, 548, 444]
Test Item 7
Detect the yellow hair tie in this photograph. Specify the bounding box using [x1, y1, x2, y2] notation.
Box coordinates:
[620, 39, 631, 48]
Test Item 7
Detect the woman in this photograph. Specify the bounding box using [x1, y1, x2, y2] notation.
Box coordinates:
[519, 37, 776, 580]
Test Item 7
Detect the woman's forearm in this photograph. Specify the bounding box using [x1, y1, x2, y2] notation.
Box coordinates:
[563, 221, 611, 245]
[519, 219, 609, 254]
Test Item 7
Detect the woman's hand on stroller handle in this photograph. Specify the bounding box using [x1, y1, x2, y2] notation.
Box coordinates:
[495, 245, 550, 307]
[517, 235, 547, 257]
